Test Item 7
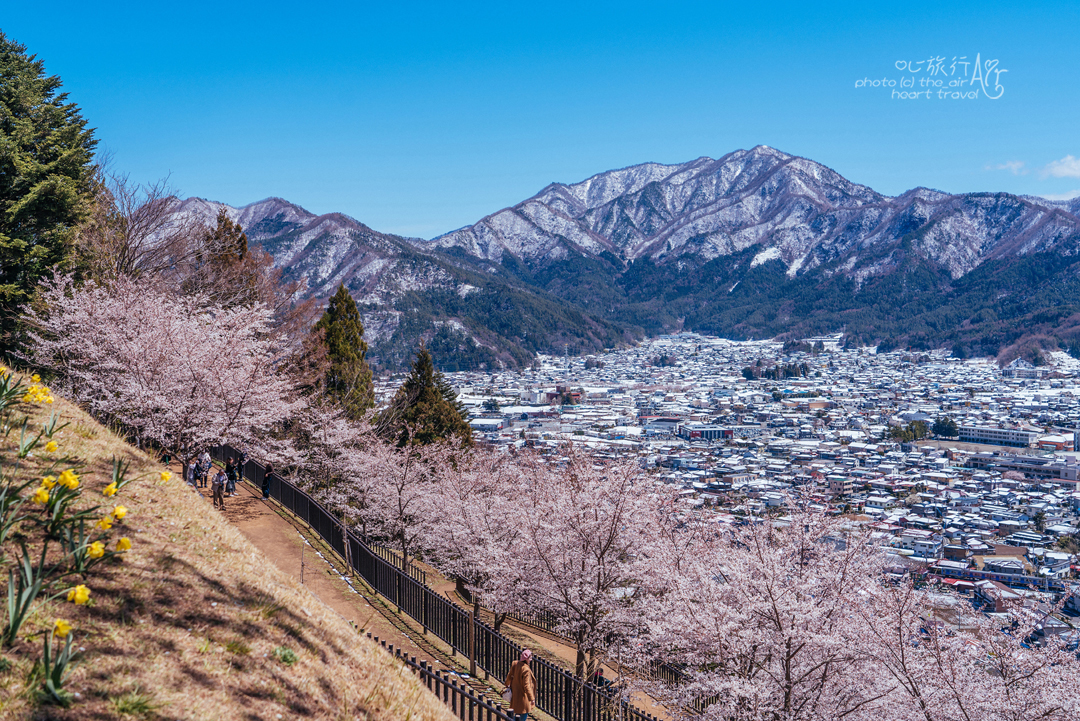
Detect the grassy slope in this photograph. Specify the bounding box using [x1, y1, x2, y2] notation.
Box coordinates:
[0, 381, 455, 721]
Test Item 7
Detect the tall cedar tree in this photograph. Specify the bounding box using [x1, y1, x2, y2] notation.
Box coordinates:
[380, 345, 471, 447]
[313, 285, 374, 418]
[0, 32, 96, 350]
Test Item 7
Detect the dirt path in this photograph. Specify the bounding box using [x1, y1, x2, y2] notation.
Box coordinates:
[175, 468, 545, 716]
[180, 463, 668, 721]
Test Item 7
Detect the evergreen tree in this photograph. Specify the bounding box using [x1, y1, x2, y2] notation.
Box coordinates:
[313, 284, 373, 418]
[0, 32, 97, 348]
[202, 206, 248, 263]
[932, 416, 959, 438]
[378, 344, 472, 447]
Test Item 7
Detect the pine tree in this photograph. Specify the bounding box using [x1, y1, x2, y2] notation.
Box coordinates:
[378, 344, 472, 447]
[313, 284, 374, 418]
[0, 32, 97, 349]
[202, 207, 248, 263]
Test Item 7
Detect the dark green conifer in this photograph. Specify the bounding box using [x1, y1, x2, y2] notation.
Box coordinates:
[202, 207, 248, 262]
[0, 32, 97, 349]
[313, 284, 374, 418]
[379, 344, 472, 447]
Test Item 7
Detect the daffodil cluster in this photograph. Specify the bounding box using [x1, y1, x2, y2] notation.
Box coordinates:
[0, 372, 140, 703]
[22, 383, 54, 404]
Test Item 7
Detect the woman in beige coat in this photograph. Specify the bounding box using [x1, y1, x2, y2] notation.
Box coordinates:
[503, 648, 537, 721]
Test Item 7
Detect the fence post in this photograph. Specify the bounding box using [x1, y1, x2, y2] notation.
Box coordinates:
[468, 607, 476, 677]
[340, 512, 353, 580]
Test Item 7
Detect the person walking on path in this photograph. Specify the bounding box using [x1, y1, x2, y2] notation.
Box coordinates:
[212, 468, 227, 509]
[503, 648, 536, 721]
[237, 451, 247, 485]
[198, 451, 211, 488]
[261, 462, 273, 500]
[225, 457, 238, 496]
[185, 458, 197, 488]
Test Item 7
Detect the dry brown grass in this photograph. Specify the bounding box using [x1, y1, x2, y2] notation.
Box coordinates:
[0, 380, 456, 721]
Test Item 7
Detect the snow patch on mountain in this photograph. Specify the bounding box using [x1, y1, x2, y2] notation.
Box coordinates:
[751, 247, 782, 268]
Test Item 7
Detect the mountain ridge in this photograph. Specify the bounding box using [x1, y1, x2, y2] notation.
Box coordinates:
[177, 148, 1080, 368]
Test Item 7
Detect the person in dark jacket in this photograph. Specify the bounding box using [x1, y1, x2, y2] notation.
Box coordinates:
[225, 457, 238, 496]
[262, 462, 273, 500]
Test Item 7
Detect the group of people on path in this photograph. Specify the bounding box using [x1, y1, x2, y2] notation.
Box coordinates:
[182, 450, 274, 509]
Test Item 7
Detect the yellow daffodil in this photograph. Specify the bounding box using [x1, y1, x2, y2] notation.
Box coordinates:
[42, 475, 57, 489]
[0, 365, 8, 377]
[86, 541, 105, 559]
[31, 374, 40, 383]
[111, 505, 128, 521]
[53, 619, 72, 638]
[160, 471, 172, 482]
[31, 486, 49, 504]
[96, 517, 113, 531]
[66, 585, 90, 605]
[57, 469, 79, 490]
[116, 537, 132, 552]
[22, 384, 54, 404]
[44, 441, 59, 453]
[102, 482, 118, 497]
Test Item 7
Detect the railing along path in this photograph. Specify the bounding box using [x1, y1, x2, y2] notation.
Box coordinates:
[210, 445, 664, 721]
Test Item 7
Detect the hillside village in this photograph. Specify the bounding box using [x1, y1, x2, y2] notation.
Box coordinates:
[378, 334, 1080, 619]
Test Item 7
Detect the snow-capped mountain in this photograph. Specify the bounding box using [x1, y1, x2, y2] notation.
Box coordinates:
[171, 197, 453, 304]
[171, 197, 626, 369]
[430, 146, 1080, 284]
[179, 147, 1080, 367]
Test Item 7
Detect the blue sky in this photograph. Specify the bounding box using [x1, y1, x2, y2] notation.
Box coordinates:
[4, 1, 1079, 237]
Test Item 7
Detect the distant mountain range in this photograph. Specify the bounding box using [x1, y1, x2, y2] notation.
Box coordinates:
[177, 146, 1080, 369]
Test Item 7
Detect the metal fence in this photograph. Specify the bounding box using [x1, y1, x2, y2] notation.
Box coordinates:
[210, 445, 664, 721]
[368, 631, 516, 721]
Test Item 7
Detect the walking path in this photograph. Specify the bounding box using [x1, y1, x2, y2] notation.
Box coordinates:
[174, 465, 557, 719]
[173, 462, 667, 721]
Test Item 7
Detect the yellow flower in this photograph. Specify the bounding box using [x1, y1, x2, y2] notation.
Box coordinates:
[66, 585, 90, 605]
[160, 471, 172, 482]
[96, 517, 113, 531]
[0, 365, 7, 377]
[53, 619, 72, 638]
[22, 384, 53, 404]
[57, 469, 79, 490]
[31, 374, 40, 383]
[86, 541, 105, 559]
[41, 475, 57, 489]
[111, 505, 128, 521]
[44, 441, 59, 453]
[31, 486, 49, 504]
[116, 537, 132, 552]
[102, 482, 118, 497]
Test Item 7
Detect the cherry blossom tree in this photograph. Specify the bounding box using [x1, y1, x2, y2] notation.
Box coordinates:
[425, 448, 530, 632]
[858, 576, 1080, 721]
[350, 430, 449, 568]
[287, 404, 383, 538]
[497, 445, 675, 679]
[635, 507, 892, 721]
[22, 273, 299, 461]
